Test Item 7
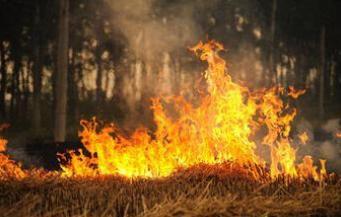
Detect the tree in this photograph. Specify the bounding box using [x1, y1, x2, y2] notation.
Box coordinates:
[33, 1, 43, 135]
[54, 0, 69, 142]
[0, 41, 7, 119]
[269, 0, 277, 85]
[319, 26, 325, 120]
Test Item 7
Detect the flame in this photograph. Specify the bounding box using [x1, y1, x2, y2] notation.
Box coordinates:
[297, 156, 326, 181]
[0, 126, 26, 180]
[336, 132, 341, 138]
[57, 40, 326, 180]
[298, 132, 309, 145]
[0, 138, 7, 152]
[288, 86, 306, 99]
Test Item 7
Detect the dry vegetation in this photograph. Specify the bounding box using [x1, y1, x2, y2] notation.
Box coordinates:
[0, 164, 340, 217]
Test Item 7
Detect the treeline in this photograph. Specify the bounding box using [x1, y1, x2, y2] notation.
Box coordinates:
[0, 0, 340, 142]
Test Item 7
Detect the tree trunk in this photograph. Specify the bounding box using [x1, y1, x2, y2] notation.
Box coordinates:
[33, 3, 43, 135]
[10, 42, 21, 122]
[96, 50, 103, 103]
[319, 26, 326, 120]
[22, 61, 31, 122]
[67, 48, 79, 125]
[54, 0, 69, 142]
[0, 41, 7, 119]
[14, 62, 21, 118]
[269, 0, 277, 85]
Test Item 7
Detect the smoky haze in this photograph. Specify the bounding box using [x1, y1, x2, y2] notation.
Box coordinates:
[105, 0, 266, 116]
[106, 0, 267, 88]
[106, 0, 221, 64]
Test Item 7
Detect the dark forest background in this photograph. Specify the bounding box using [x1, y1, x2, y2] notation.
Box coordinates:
[0, 0, 341, 154]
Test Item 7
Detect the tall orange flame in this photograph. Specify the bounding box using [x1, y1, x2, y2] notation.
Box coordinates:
[59, 41, 326, 181]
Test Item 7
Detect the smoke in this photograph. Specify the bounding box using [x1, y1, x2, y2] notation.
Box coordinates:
[296, 118, 341, 173]
[319, 119, 341, 173]
[106, 0, 213, 64]
[104, 0, 223, 127]
[105, 0, 268, 98]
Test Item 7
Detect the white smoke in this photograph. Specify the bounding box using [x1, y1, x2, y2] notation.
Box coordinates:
[106, 0, 206, 63]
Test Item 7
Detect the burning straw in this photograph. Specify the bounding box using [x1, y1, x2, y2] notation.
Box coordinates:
[0, 168, 340, 217]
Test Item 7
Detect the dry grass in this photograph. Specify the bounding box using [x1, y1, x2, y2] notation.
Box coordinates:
[0, 164, 340, 217]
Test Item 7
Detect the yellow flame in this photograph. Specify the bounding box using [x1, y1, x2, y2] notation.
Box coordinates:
[59, 41, 326, 181]
[0, 127, 26, 180]
[298, 132, 309, 145]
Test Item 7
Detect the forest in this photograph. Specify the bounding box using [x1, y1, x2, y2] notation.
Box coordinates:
[0, 0, 340, 141]
[0, 1, 341, 216]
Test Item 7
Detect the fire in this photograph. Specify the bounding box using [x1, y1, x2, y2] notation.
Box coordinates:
[298, 132, 309, 144]
[336, 132, 341, 138]
[56, 40, 326, 180]
[0, 138, 6, 152]
[0, 126, 26, 180]
[297, 156, 326, 181]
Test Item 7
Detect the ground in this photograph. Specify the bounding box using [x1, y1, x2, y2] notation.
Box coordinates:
[0, 164, 340, 217]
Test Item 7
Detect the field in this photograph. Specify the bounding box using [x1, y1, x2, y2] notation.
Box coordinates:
[0, 164, 340, 217]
